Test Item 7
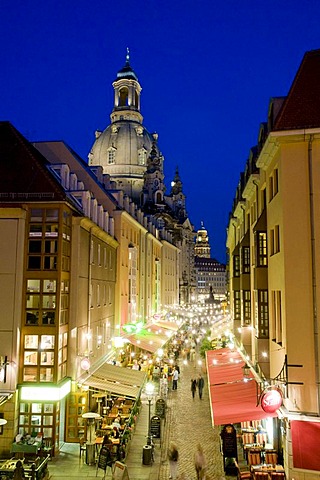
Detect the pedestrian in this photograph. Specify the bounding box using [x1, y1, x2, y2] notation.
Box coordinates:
[172, 367, 179, 390]
[197, 373, 204, 399]
[194, 443, 207, 480]
[191, 378, 197, 399]
[168, 441, 179, 480]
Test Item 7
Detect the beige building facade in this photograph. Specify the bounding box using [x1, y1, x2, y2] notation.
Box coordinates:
[227, 50, 320, 478]
[0, 120, 180, 455]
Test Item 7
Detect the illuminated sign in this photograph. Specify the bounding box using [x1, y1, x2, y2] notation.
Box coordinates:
[261, 387, 283, 413]
[122, 321, 144, 334]
[20, 378, 71, 401]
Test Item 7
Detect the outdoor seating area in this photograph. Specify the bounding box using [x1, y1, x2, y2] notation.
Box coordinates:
[0, 455, 50, 480]
[223, 420, 285, 480]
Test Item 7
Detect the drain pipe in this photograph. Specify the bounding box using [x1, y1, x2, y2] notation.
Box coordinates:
[307, 134, 320, 413]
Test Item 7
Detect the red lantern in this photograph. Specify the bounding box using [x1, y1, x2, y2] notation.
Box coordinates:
[261, 388, 283, 413]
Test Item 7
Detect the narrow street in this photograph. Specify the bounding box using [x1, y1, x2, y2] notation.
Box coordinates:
[158, 350, 228, 480]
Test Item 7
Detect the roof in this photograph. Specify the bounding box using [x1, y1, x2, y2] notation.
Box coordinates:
[274, 49, 320, 131]
[116, 59, 138, 82]
[0, 122, 69, 203]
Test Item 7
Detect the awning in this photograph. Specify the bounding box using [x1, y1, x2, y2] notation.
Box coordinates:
[291, 420, 320, 470]
[0, 393, 13, 406]
[81, 363, 146, 399]
[125, 323, 174, 354]
[152, 320, 180, 331]
[206, 348, 278, 425]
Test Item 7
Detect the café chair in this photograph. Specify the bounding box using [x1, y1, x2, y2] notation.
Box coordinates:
[242, 432, 255, 445]
[247, 451, 262, 466]
[42, 437, 54, 458]
[241, 421, 252, 430]
[254, 472, 269, 480]
[79, 437, 87, 459]
[265, 451, 278, 464]
[234, 460, 253, 480]
[256, 433, 268, 445]
[270, 473, 286, 480]
[252, 420, 260, 430]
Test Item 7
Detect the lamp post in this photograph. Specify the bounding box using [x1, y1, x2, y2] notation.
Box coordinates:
[145, 381, 155, 444]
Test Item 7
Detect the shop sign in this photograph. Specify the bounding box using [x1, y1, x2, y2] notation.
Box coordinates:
[261, 387, 283, 413]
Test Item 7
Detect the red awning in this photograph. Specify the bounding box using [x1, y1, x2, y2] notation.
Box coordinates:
[291, 420, 320, 470]
[206, 348, 278, 426]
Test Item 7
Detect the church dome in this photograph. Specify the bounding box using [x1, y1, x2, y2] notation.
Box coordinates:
[88, 52, 161, 201]
[89, 121, 159, 171]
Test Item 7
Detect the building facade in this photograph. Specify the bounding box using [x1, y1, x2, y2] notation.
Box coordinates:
[227, 49, 320, 478]
[0, 121, 179, 454]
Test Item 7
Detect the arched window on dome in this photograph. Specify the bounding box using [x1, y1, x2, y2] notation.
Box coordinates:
[155, 191, 163, 204]
[138, 148, 147, 165]
[134, 90, 139, 108]
[119, 87, 129, 107]
[107, 147, 116, 165]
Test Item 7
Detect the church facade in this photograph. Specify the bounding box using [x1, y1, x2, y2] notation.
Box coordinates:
[88, 52, 196, 305]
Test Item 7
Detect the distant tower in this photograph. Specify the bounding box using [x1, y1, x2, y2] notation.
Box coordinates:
[195, 222, 211, 258]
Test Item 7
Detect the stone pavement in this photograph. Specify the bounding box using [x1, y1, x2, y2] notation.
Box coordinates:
[48, 350, 237, 479]
[156, 352, 228, 480]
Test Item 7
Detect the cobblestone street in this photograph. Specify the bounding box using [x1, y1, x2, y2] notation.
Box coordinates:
[158, 351, 230, 480]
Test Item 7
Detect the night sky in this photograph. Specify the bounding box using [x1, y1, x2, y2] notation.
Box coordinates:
[2, 1, 320, 263]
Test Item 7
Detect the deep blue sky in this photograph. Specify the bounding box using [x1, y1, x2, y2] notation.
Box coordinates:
[2, 1, 320, 262]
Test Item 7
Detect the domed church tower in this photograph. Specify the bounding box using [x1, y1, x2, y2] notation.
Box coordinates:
[195, 222, 211, 258]
[88, 49, 161, 203]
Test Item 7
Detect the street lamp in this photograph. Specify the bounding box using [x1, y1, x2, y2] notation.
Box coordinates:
[145, 381, 155, 444]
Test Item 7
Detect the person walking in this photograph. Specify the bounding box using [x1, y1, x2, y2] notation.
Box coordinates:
[168, 441, 179, 480]
[191, 378, 197, 399]
[172, 367, 179, 390]
[194, 443, 207, 480]
[197, 373, 204, 399]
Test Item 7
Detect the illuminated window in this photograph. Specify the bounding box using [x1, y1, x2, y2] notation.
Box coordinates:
[233, 255, 240, 277]
[241, 246, 250, 274]
[234, 290, 241, 320]
[26, 279, 57, 326]
[257, 290, 269, 338]
[18, 402, 54, 438]
[255, 232, 267, 266]
[23, 334, 55, 382]
[243, 290, 251, 324]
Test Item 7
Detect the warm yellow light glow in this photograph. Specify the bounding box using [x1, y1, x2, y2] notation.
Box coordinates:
[20, 378, 71, 401]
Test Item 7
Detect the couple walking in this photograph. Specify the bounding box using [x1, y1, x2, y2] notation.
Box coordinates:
[191, 373, 204, 399]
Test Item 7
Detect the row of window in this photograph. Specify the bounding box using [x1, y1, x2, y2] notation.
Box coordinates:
[107, 147, 147, 165]
[234, 289, 269, 338]
[233, 225, 280, 277]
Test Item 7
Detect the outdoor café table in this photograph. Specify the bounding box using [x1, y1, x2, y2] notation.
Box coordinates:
[11, 441, 42, 456]
[251, 464, 285, 475]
